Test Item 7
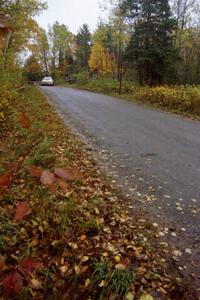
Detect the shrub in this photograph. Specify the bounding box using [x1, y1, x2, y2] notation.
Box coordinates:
[134, 85, 200, 115]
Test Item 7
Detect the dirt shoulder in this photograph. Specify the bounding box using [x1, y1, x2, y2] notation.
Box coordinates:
[0, 85, 199, 299]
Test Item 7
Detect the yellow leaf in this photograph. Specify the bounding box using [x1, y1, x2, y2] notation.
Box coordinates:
[126, 292, 134, 300]
[81, 256, 89, 263]
[31, 278, 42, 290]
[60, 265, 68, 274]
[80, 235, 87, 241]
[115, 263, 126, 270]
[114, 255, 121, 262]
[68, 242, 78, 250]
[140, 294, 154, 300]
[74, 264, 81, 275]
[85, 278, 91, 287]
[99, 280, 105, 287]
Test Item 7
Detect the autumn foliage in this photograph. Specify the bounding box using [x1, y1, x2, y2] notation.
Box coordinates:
[0, 83, 197, 299]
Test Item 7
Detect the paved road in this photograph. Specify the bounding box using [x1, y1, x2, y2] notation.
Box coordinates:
[41, 86, 200, 276]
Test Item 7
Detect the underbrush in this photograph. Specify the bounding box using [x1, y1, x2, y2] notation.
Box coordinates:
[134, 85, 200, 116]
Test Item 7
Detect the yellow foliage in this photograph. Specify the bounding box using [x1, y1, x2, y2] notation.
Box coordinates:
[89, 42, 115, 76]
[134, 85, 200, 115]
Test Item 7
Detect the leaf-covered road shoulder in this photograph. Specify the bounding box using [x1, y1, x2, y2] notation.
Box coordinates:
[0, 85, 198, 299]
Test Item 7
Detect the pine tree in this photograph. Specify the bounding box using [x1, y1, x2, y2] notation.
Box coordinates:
[76, 24, 91, 70]
[123, 0, 178, 85]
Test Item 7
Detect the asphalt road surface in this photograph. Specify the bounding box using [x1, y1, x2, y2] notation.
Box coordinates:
[41, 86, 200, 278]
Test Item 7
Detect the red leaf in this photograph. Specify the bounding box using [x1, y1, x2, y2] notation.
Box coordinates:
[19, 112, 30, 129]
[56, 178, 71, 193]
[0, 171, 12, 188]
[3, 162, 18, 172]
[54, 167, 82, 181]
[15, 201, 31, 222]
[27, 165, 43, 178]
[18, 259, 43, 281]
[40, 170, 55, 186]
[3, 271, 23, 297]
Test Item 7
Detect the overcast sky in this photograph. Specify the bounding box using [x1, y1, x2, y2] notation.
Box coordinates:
[36, 0, 107, 34]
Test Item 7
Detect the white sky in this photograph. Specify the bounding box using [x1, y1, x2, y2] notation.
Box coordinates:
[36, 0, 107, 34]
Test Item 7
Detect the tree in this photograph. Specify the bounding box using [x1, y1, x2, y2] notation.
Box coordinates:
[36, 28, 49, 76]
[89, 42, 115, 76]
[48, 22, 74, 77]
[0, 0, 47, 72]
[123, 0, 178, 85]
[23, 54, 43, 81]
[76, 24, 91, 70]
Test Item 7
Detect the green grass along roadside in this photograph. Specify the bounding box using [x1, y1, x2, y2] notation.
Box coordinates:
[0, 82, 199, 299]
[58, 78, 200, 119]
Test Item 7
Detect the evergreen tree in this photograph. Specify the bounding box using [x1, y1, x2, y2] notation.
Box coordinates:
[123, 0, 178, 85]
[76, 24, 91, 70]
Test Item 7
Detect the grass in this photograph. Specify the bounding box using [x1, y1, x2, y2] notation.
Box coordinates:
[25, 136, 56, 168]
[0, 77, 198, 299]
[109, 269, 134, 295]
[92, 259, 134, 297]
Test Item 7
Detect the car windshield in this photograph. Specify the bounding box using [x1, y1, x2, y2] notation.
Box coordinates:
[43, 77, 52, 81]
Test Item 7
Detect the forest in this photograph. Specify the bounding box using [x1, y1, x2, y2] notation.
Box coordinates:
[1, 0, 200, 116]
[0, 0, 200, 85]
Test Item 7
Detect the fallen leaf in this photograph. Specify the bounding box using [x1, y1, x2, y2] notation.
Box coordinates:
[27, 165, 43, 178]
[18, 258, 43, 281]
[60, 265, 69, 274]
[19, 112, 30, 129]
[68, 242, 78, 250]
[126, 292, 134, 300]
[79, 235, 87, 241]
[81, 256, 89, 263]
[0, 171, 12, 188]
[114, 256, 121, 262]
[84, 278, 90, 287]
[55, 167, 82, 181]
[15, 201, 31, 222]
[115, 263, 126, 270]
[99, 280, 105, 287]
[3, 272, 23, 297]
[31, 278, 42, 290]
[74, 264, 81, 275]
[185, 248, 192, 254]
[172, 250, 182, 257]
[0, 254, 7, 271]
[40, 170, 55, 186]
[140, 294, 154, 300]
[56, 178, 71, 193]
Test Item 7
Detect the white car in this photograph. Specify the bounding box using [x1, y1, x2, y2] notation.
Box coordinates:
[41, 76, 54, 86]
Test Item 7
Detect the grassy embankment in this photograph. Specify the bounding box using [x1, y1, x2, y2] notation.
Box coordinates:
[61, 77, 200, 119]
[0, 75, 198, 299]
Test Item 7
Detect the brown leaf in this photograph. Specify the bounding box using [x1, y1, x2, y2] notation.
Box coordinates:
[19, 112, 30, 129]
[0, 142, 8, 153]
[55, 167, 82, 181]
[0, 254, 7, 271]
[27, 165, 43, 178]
[3, 271, 23, 297]
[40, 170, 55, 186]
[15, 201, 31, 222]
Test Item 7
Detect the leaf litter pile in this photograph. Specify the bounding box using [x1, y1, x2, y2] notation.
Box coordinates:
[0, 84, 198, 300]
